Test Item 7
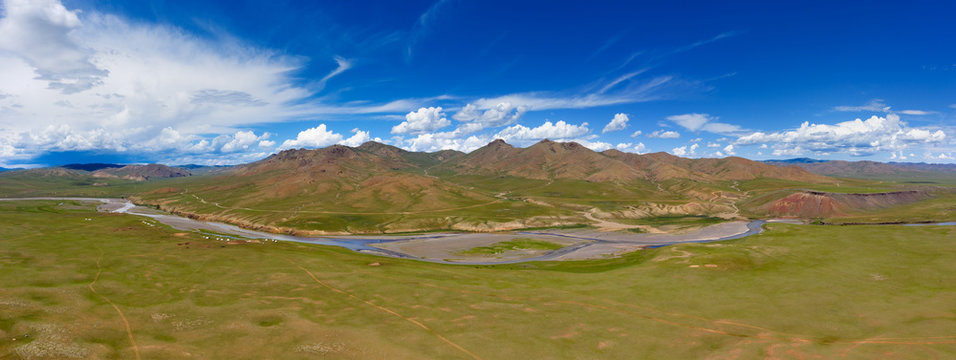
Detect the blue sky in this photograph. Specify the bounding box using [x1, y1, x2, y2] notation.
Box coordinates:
[0, 0, 953, 167]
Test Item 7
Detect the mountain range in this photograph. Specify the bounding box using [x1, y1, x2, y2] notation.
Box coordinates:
[3, 140, 952, 233]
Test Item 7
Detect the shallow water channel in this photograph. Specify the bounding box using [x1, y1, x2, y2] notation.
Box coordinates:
[6, 197, 945, 264]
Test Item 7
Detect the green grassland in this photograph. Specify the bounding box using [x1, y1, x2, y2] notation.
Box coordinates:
[820, 191, 956, 224]
[457, 238, 565, 256]
[612, 215, 726, 227]
[0, 170, 173, 198]
[2, 166, 953, 233]
[2, 200, 955, 359]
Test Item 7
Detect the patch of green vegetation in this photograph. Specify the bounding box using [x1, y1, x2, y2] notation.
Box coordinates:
[457, 238, 564, 255]
[616, 215, 726, 227]
[509, 223, 590, 231]
[0, 201, 955, 359]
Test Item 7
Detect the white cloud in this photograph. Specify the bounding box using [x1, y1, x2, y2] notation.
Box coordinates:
[723, 144, 735, 155]
[834, 99, 891, 113]
[401, 132, 490, 153]
[495, 120, 590, 141]
[630, 130, 642, 138]
[340, 128, 373, 147]
[672, 143, 699, 157]
[461, 76, 673, 113]
[667, 113, 709, 131]
[220, 131, 270, 153]
[602, 113, 629, 133]
[0, 0, 106, 93]
[924, 152, 954, 161]
[667, 113, 743, 134]
[890, 150, 907, 160]
[737, 114, 947, 156]
[614, 141, 649, 153]
[452, 102, 526, 134]
[706, 142, 721, 148]
[315, 56, 351, 91]
[647, 130, 680, 139]
[392, 106, 451, 134]
[572, 139, 612, 152]
[0, 0, 358, 163]
[279, 124, 343, 150]
[899, 110, 935, 115]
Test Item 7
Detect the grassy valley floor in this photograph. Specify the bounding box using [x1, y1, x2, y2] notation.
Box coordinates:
[1, 200, 955, 359]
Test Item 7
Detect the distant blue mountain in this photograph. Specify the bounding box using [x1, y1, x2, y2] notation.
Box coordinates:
[175, 164, 232, 169]
[61, 163, 125, 171]
[762, 158, 827, 164]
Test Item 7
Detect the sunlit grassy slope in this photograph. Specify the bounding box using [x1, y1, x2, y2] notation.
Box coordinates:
[2, 200, 955, 359]
[1, 140, 952, 233]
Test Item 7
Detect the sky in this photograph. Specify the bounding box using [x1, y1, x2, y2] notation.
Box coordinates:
[0, 0, 954, 167]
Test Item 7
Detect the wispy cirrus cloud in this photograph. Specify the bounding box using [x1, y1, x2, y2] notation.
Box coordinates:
[834, 99, 892, 113]
[666, 113, 744, 134]
[405, 0, 457, 62]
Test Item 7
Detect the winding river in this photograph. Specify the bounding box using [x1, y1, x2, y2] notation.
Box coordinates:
[6, 197, 944, 265]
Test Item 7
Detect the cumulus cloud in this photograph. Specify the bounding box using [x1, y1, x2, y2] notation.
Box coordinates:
[602, 113, 629, 133]
[400, 132, 490, 153]
[340, 128, 373, 147]
[452, 102, 526, 134]
[0, 0, 107, 93]
[672, 143, 699, 157]
[924, 152, 954, 161]
[667, 113, 743, 134]
[495, 120, 590, 141]
[277, 125, 380, 150]
[616, 142, 647, 154]
[279, 124, 343, 149]
[392, 106, 451, 134]
[723, 144, 735, 155]
[736, 114, 947, 156]
[0, 0, 345, 164]
[220, 131, 271, 153]
[647, 130, 680, 139]
[630, 130, 642, 137]
[572, 139, 613, 152]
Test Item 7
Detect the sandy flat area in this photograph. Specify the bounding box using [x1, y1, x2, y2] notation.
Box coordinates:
[521, 221, 752, 244]
[373, 233, 587, 263]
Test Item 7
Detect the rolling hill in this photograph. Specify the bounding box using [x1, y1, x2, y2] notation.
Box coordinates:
[4, 140, 952, 233]
[764, 158, 956, 183]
